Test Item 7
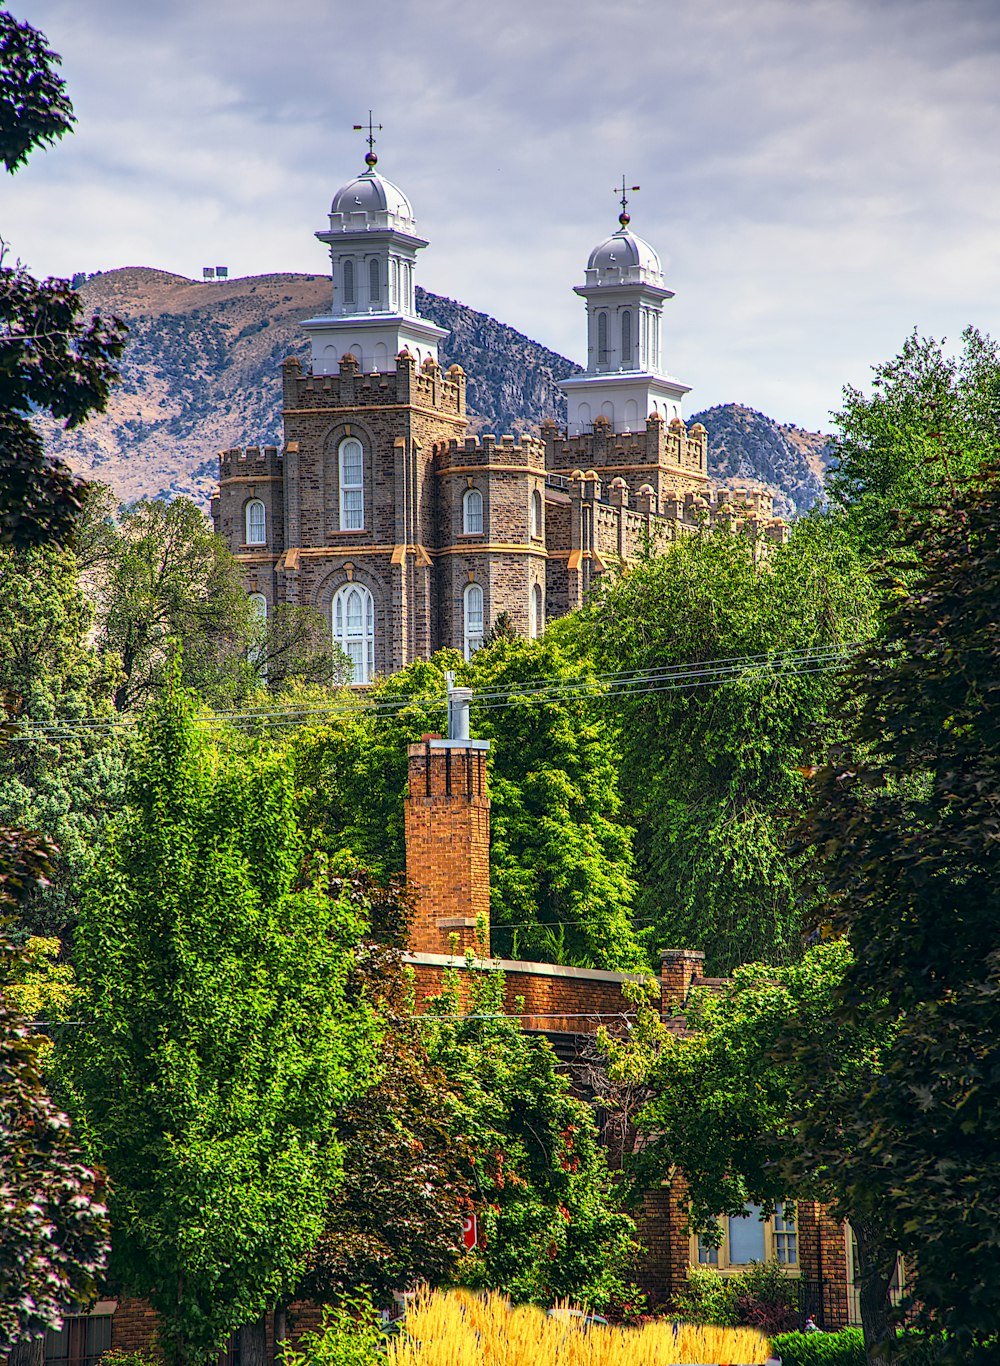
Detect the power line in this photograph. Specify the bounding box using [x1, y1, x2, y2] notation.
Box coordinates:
[4, 641, 864, 740]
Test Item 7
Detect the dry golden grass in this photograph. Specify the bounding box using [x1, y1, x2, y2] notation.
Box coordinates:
[387, 1289, 773, 1366]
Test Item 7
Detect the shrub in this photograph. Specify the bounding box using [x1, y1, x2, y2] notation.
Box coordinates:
[731, 1260, 799, 1335]
[674, 1260, 796, 1332]
[280, 1298, 382, 1366]
[771, 1327, 866, 1366]
[673, 1265, 738, 1326]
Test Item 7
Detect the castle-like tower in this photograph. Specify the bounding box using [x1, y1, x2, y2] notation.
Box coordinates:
[212, 157, 787, 683]
[558, 199, 690, 437]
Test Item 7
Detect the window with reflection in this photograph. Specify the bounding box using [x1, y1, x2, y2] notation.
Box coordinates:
[333, 583, 375, 684]
[339, 437, 364, 530]
[464, 583, 484, 660]
[245, 499, 266, 545]
[462, 488, 483, 535]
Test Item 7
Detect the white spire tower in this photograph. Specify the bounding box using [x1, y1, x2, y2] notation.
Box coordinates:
[302, 116, 446, 374]
[559, 179, 690, 436]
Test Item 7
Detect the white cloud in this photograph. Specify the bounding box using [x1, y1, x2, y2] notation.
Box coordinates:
[5, 0, 1000, 429]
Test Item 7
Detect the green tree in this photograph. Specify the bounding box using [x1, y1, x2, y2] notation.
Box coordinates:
[297, 872, 475, 1309]
[805, 465, 1000, 1360]
[0, 937, 108, 1356]
[582, 517, 876, 973]
[603, 942, 900, 1360]
[82, 495, 256, 709]
[0, 542, 125, 936]
[289, 633, 642, 969]
[0, 6, 126, 550]
[424, 968, 640, 1310]
[58, 667, 380, 1366]
[828, 327, 1000, 560]
[0, 23, 117, 1359]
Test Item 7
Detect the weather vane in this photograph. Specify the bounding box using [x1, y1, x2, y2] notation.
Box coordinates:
[353, 112, 382, 169]
[616, 175, 640, 227]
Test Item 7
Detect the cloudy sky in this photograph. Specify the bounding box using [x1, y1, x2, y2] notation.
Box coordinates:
[4, 0, 1000, 429]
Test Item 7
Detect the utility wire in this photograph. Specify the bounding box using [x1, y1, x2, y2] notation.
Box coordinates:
[5, 641, 864, 740]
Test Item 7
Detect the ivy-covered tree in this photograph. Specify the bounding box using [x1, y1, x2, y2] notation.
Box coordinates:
[58, 666, 380, 1366]
[828, 327, 1000, 560]
[582, 516, 876, 973]
[288, 632, 642, 969]
[806, 465, 1000, 1361]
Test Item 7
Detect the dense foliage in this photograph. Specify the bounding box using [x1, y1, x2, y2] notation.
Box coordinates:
[602, 940, 898, 1354]
[422, 968, 640, 1310]
[582, 517, 876, 972]
[58, 668, 380, 1365]
[0, 24, 125, 548]
[828, 327, 1000, 560]
[806, 465, 1000, 1359]
[0, 542, 125, 935]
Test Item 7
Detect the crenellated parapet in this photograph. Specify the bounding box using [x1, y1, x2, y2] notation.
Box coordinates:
[218, 445, 284, 480]
[279, 350, 466, 418]
[544, 411, 708, 489]
[433, 430, 547, 471]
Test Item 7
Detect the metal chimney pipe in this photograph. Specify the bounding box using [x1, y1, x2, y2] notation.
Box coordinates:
[448, 687, 472, 743]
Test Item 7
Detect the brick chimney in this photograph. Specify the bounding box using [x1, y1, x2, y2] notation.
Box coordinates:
[404, 689, 490, 955]
[659, 948, 706, 1012]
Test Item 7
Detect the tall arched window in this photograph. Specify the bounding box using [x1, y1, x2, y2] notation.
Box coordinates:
[531, 583, 544, 639]
[343, 259, 355, 306]
[245, 499, 266, 545]
[462, 488, 483, 535]
[339, 437, 364, 530]
[369, 258, 381, 304]
[333, 583, 375, 684]
[464, 583, 484, 660]
[620, 310, 632, 367]
[531, 488, 543, 538]
[248, 592, 267, 620]
[597, 311, 608, 365]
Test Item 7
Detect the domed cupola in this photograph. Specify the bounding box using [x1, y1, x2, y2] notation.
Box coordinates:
[558, 185, 691, 438]
[328, 168, 416, 234]
[585, 227, 663, 287]
[302, 134, 446, 376]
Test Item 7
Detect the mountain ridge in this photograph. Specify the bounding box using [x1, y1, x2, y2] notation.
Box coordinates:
[42, 268, 830, 516]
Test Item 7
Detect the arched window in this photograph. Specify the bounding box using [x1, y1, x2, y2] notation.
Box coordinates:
[531, 583, 544, 639]
[531, 488, 543, 539]
[369, 258, 380, 304]
[339, 437, 364, 530]
[333, 583, 375, 684]
[462, 488, 483, 535]
[597, 311, 608, 365]
[343, 259, 355, 306]
[245, 499, 266, 545]
[248, 592, 267, 620]
[464, 583, 484, 660]
[621, 310, 632, 367]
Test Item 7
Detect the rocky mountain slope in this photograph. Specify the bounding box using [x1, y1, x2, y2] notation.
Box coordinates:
[43, 268, 830, 514]
[689, 403, 832, 518]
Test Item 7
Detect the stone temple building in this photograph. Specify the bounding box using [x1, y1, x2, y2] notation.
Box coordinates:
[212, 151, 787, 682]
